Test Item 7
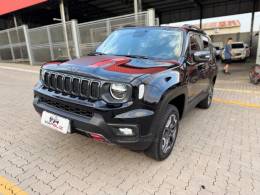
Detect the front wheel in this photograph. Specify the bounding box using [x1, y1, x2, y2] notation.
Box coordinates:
[249, 72, 258, 85]
[145, 105, 179, 161]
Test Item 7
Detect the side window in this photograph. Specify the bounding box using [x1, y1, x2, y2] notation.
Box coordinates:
[202, 35, 214, 60]
[189, 34, 202, 54]
[201, 36, 209, 51]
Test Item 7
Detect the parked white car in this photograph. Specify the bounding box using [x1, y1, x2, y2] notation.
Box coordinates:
[221, 42, 250, 61]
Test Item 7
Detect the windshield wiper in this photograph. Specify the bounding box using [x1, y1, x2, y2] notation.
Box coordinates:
[89, 52, 156, 60]
[116, 54, 153, 60]
[88, 51, 106, 56]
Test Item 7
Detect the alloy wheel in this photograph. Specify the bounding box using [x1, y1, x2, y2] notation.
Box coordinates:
[161, 114, 178, 154]
[207, 86, 213, 106]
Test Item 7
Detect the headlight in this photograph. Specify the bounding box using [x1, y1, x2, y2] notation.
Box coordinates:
[110, 83, 128, 100]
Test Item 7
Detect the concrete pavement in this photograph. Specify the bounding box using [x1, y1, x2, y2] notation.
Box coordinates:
[0, 62, 260, 195]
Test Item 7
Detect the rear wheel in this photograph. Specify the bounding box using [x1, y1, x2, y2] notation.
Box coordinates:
[145, 105, 179, 161]
[197, 83, 214, 109]
[249, 72, 258, 85]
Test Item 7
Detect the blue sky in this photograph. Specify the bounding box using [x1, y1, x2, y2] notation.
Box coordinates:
[166, 12, 260, 32]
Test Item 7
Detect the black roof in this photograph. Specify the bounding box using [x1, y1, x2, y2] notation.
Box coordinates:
[120, 25, 207, 35]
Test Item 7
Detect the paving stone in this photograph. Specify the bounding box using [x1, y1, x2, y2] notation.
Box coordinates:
[0, 62, 259, 195]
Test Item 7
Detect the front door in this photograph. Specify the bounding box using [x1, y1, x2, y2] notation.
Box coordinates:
[186, 33, 204, 102]
[198, 35, 211, 93]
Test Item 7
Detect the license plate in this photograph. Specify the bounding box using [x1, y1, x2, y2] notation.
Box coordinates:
[41, 111, 70, 134]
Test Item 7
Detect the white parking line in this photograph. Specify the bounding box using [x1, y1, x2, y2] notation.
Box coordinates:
[0, 66, 38, 74]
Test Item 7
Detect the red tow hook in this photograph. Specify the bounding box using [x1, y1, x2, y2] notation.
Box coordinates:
[90, 132, 108, 143]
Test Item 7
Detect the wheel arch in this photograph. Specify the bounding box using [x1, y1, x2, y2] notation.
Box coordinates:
[155, 85, 188, 121]
[168, 94, 186, 119]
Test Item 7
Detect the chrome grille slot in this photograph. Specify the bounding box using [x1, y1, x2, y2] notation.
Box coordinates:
[64, 76, 71, 93]
[72, 78, 80, 95]
[42, 71, 101, 100]
[49, 73, 56, 89]
[81, 79, 89, 97]
[56, 75, 63, 91]
[44, 72, 50, 87]
[90, 81, 100, 99]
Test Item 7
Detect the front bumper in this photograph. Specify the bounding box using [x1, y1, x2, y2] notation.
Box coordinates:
[231, 54, 246, 60]
[33, 86, 155, 150]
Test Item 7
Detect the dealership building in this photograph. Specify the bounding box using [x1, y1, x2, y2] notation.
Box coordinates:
[0, 0, 259, 65]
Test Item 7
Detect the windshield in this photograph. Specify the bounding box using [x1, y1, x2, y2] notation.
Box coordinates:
[232, 43, 244, 49]
[96, 28, 183, 60]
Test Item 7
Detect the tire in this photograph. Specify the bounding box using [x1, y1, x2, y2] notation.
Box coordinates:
[249, 73, 258, 85]
[197, 83, 214, 109]
[250, 77, 258, 85]
[145, 105, 179, 161]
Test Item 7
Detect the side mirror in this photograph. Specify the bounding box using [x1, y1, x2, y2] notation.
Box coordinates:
[193, 51, 211, 62]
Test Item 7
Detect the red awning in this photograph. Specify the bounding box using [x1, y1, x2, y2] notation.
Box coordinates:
[0, 0, 48, 16]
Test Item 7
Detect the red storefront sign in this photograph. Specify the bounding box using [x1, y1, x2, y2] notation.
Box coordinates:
[0, 0, 48, 15]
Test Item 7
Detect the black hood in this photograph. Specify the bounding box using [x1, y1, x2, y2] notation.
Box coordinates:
[42, 55, 179, 83]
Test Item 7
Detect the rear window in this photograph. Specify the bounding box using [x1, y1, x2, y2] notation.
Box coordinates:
[232, 44, 244, 49]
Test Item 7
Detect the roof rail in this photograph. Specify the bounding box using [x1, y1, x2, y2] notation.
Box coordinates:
[182, 24, 206, 34]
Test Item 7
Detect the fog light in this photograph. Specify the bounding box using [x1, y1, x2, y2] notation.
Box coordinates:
[118, 128, 134, 136]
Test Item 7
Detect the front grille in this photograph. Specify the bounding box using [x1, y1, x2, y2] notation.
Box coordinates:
[39, 96, 93, 117]
[43, 71, 100, 99]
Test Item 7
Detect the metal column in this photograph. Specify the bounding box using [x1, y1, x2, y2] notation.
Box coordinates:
[59, 0, 71, 60]
[7, 30, 15, 62]
[147, 9, 155, 26]
[47, 26, 54, 60]
[199, 5, 203, 29]
[13, 14, 23, 59]
[134, 0, 142, 23]
[23, 25, 33, 65]
[134, 0, 138, 14]
[71, 20, 81, 58]
[250, 0, 257, 47]
[194, 0, 203, 29]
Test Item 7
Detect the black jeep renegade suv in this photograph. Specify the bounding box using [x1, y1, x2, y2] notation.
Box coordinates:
[33, 25, 217, 160]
